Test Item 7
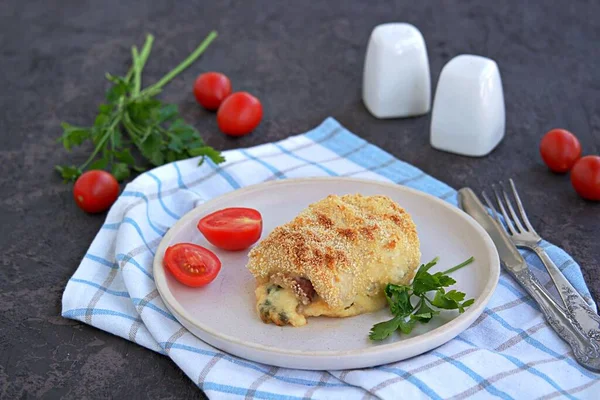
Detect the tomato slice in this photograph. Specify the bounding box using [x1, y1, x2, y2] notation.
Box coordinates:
[198, 207, 262, 251]
[163, 243, 221, 287]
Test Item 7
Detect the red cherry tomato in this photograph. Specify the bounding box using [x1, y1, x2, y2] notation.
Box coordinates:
[73, 170, 120, 213]
[539, 129, 581, 173]
[163, 243, 222, 287]
[217, 92, 263, 136]
[197, 207, 262, 251]
[570, 156, 600, 201]
[193, 72, 232, 111]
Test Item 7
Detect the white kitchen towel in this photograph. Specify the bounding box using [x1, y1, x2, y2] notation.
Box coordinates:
[62, 117, 599, 399]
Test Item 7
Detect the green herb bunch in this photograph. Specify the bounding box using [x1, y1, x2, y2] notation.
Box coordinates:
[369, 257, 475, 341]
[56, 31, 225, 182]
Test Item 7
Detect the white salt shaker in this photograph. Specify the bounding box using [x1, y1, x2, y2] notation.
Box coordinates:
[430, 54, 505, 157]
[362, 23, 431, 119]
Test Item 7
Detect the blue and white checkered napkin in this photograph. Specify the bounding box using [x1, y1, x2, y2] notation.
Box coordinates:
[62, 117, 599, 399]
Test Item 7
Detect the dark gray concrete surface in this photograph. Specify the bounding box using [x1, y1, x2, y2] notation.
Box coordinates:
[1, 0, 598, 398]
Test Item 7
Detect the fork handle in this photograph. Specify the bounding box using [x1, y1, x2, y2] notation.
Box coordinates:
[531, 245, 600, 341]
[512, 268, 600, 372]
[531, 245, 597, 310]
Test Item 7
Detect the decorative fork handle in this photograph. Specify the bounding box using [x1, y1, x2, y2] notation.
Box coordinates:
[511, 268, 600, 372]
[531, 244, 594, 308]
[528, 244, 600, 338]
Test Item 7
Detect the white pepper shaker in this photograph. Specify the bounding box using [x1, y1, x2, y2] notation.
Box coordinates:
[362, 23, 431, 119]
[430, 54, 505, 157]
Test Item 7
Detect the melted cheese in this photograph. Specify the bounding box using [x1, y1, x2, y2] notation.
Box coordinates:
[301, 292, 386, 318]
[255, 283, 306, 327]
[255, 283, 387, 326]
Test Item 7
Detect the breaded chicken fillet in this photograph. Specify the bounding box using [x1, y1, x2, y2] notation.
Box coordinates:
[246, 194, 420, 326]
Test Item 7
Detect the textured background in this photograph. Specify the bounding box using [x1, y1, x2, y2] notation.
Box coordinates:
[1, 0, 599, 398]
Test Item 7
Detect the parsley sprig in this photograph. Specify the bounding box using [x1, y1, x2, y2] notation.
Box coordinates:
[369, 257, 475, 341]
[56, 31, 225, 182]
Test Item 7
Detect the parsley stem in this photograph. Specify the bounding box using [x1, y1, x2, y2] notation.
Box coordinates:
[131, 46, 141, 94]
[140, 30, 217, 96]
[131, 34, 155, 95]
[422, 295, 435, 305]
[79, 117, 120, 170]
[109, 131, 115, 167]
[442, 257, 475, 275]
[138, 34, 154, 69]
[123, 112, 144, 138]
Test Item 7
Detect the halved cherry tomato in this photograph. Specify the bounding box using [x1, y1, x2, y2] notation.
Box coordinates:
[217, 92, 263, 136]
[570, 156, 600, 201]
[163, 243, 222, 287]
[198, 207, 262, 251]
[539, 129, 581, 173]
[193, 72, 232, 111]
[73, 170, 120, 213]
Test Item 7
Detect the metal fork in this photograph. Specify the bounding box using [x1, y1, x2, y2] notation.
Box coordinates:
[482, 179, 593, 308]
[483, 179, 600, 341]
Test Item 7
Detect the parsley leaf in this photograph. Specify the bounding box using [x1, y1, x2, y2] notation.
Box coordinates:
[432, 272, 456, 287]
[55, 165, 83, 182]
[369, 314, 404, 341]
[431, 289, 475, 313]
[113, 148, 136, 165]
[459, 299, 475, 313]
[369, 256, 475, 341]
[384, 284, 413, 316]
[56, 31, 224, 182]
[138, 131, 164, 166]
[158, 104, 179, 123]
[111, 163, 131, 181]
[189, 146, 227, 165]
[398, 317, 418, 334]
[412, 300, 439, 323]
[88, 158, 108, 170]
[412, 258, 443, 295]
[57, 123, 92, 151]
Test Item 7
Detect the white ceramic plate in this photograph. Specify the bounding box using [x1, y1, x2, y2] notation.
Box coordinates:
[153, 178, 500, 370]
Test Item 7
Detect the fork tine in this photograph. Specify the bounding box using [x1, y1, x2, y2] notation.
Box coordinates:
[492, 184, 518, 235]
[501, 181, 525, 233]
[509, 178, 537, 233]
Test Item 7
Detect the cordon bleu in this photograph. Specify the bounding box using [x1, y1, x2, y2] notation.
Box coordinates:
[246, 194, 421, 326]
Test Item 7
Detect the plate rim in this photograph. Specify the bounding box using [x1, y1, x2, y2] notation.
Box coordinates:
[153, 177, 500, 357]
